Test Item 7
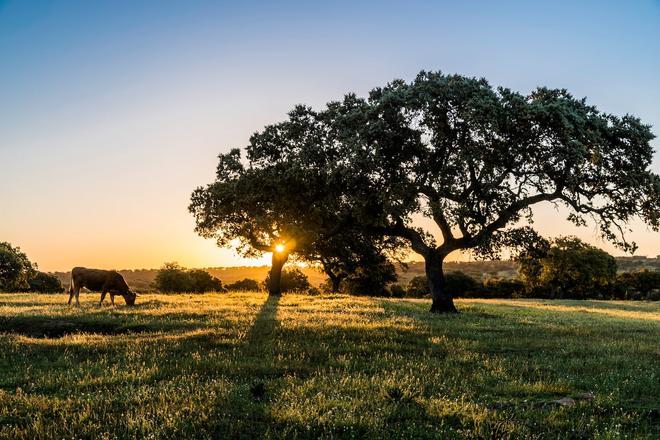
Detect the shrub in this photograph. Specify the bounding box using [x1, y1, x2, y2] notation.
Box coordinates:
[154, 263, 192, 292]
[406, 272, 480, 298]
[27, 272, 63, 293]
[483, 277, 525, 298]
[445, 271, 481, 297]
[387, 283, 406, 298]
[306, 287, 322, 296]
[187, 269, 224, 292]
[154, 263, 224, 293]
[262, 268, 310, 293]
[226, 278, 261, 291]
[407, 275, 428, 297]
[342, 258, 397, 296]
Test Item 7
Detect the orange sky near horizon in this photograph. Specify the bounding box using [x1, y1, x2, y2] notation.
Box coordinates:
[4, 202, 659, 273]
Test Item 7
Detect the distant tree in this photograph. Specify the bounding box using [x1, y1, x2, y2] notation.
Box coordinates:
[153, 262, 192, 292]
[226, 278, 261, 291]
[262, 268, 310, 293]
[0, 242, 35, 291]
[616, 269, 660, 300]
[322, 71, 660, 312]
[407, 271, 480, 298]
[518, 237, 617, 299]
[27, 271, 63, 293]
[153, 264, 224, 293]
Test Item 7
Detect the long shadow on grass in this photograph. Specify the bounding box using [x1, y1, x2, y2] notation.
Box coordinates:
[462, 299, 659, 325]
[381, 299, 659, 404]
[206, 295, 459, 438]
[207, 294, 281, 437]
[0, 313, 206, 338]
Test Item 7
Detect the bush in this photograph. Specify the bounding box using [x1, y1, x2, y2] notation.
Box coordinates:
[226, 278, 261, 291]
[445, 271, 481, 297]
[342, 259, 397, 296]
[263, 268, 310, 293]
[154, 263, 224, 293]
[406, 272, 480, 298]
[407, 275, 428, 297]
[154, 263, 192, 292]
[306, 287, 322, 296]
[27, 271, 63, 293]
[387, 283, 406, 298]
[483, 277, 525, 298]
[188, 269, 224, 292]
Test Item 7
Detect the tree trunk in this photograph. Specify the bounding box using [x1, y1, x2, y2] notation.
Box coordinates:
[321, 261, 343, 293]
[268, 251, 288, 296]
[326, 271, 342, 293]
[425, 251, 458, 313]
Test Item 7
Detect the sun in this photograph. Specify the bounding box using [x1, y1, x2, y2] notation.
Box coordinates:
[275, 244, 285, 253]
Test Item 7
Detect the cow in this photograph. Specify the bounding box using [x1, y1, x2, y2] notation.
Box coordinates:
[68, 267, 137, 306]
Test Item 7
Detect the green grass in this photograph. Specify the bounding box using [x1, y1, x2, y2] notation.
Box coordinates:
[0, 293, 658, 439]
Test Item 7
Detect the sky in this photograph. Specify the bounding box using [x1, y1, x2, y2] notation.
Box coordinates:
[1, 0, 659, 271]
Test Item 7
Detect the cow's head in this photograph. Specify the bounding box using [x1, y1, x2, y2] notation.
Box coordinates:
[123, 290, 137, 306]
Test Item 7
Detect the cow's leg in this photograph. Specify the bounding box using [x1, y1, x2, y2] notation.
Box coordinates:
[110, 294, 115, 306]
[99, 291, 107, 306]
[68, 285, 75, 305]
[74, 286, 81, 307]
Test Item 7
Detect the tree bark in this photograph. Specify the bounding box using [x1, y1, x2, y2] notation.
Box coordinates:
[330, 276, 341, 293]
[268, 251, 288, 296]
[321, 260, 344, 293]
[425, 251, 458, 313]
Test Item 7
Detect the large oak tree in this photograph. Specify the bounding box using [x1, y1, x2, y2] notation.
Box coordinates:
[327, 72, 660, 312]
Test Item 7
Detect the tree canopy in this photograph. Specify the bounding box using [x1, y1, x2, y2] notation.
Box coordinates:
[0, 242, 35, 291]
[322, 71, 660, 312]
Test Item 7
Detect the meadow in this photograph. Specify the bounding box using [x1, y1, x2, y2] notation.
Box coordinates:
[0, 292, 657, 439]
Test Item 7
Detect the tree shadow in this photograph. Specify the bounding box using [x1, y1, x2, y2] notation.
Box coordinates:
[0, 315, 203, 338]
[235, 293, 285, 377]
[201, 294, 458, 437]
[206, 294, 282, 436]
[462, 299, 659, 323]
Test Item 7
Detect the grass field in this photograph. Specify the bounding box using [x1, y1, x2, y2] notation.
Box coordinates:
[0, 293, 658, 439]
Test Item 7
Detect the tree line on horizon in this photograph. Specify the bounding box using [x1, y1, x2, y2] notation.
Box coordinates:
[2, 237, 659, 300]
[189, 70, 660, 313]
[148, 237, 660, 301]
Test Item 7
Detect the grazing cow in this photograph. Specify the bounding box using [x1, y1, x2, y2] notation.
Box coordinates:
[68, 267, 137, 306]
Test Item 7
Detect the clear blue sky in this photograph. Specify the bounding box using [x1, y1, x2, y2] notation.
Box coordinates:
[1, 0, 659, 270]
